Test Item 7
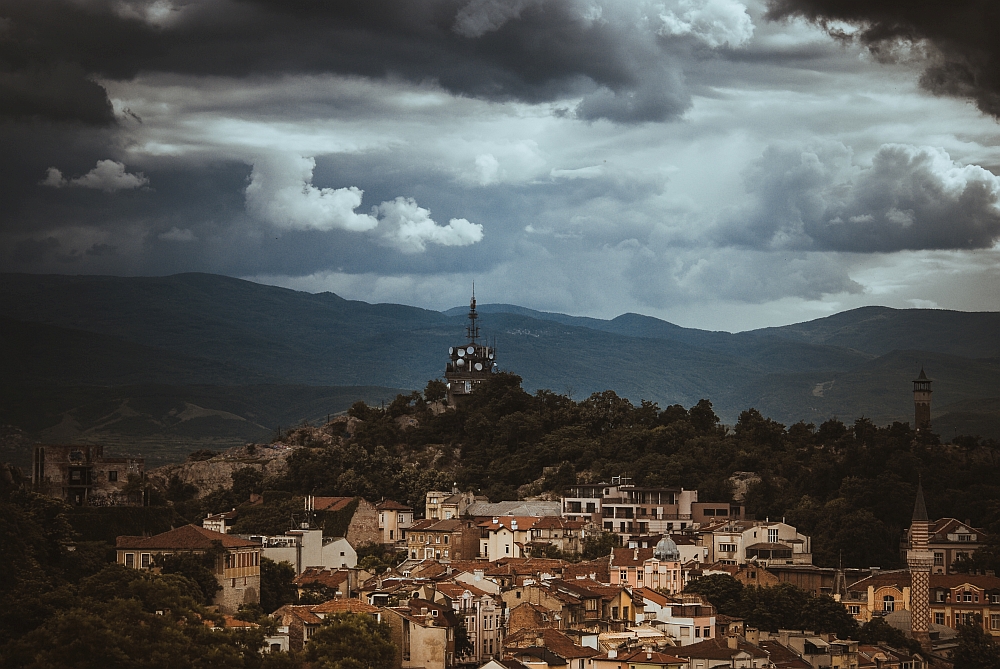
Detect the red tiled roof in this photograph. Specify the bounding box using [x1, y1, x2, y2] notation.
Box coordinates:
[273, 604, 323, 625]
[532, 517, 586, 530]
[294, 567, 350, 588]
[377, 500, 413, 511]
[610, 547, 655, 567]
[116, 524, 258, 550]
[618, 650, 687, 665]
[311, 599, 379, 614]
[674, 637, 769, 660]
[313, 496, 356, 512]
[478, 516, 540, 531]
[505, 628, 599, 659]
[635, 587, 670, 607]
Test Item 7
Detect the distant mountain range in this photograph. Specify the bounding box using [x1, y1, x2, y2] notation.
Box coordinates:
[1, 272, 998, 467]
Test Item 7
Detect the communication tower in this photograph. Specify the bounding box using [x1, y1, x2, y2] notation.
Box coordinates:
[444, 287, 497, 404]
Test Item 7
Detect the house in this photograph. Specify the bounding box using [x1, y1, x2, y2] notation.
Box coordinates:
[405, 518, 480, 561]
[527, 517, 588, 556]
[504, 627, 599, 669]
[857, 644, 926, 669]
[116, 524, 260, 612]
[510, 602, 561, 635]
[309, 495, 380, 547]
[673, 637, 770, 669]
[755, 640, 812, 669]
[433, 581, 505, 662]
[480, 517, 539, 561]
[252, 527, 356, 573]
[383, 597, 460, 669]
[561, 482, 698, 537]
[771, 632, 858, 669]
[901, 518, 987, 575]
[271, 604, 324, 651]
[634, 589, 716, 645]
[293, 567, 359, 599]
[592, 648, 688, 669]
[502, 583, 587, 629]
[609, 541, 684, 594]
[379, 500, 415, 546]
[33, 443, 144, 506]
[203, 509, 238, 534]
[698, 520, 812, 566]
[427, 489, 479, 520]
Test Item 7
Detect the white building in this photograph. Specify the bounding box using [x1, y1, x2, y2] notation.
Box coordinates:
[249, 527, 357, 573]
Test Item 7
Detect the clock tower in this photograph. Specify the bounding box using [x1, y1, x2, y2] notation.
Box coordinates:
[913, 368, 932, 432]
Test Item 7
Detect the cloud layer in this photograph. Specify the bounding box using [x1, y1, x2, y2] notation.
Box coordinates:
[717, 142, 1000, 252]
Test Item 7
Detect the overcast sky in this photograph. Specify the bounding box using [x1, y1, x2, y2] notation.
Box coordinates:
[3, 0, 1000, 331]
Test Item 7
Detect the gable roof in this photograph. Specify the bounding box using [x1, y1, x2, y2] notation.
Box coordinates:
[674, 637, 769, 660]
[293, 567, 350, 589]
[377, 500, 413, 511]
[505, 628, 599, 659]
[310, 598, 380, 614]
[116, 524, 258, 550]
[610, 547, 655, 567]
[313, 496, 356, 512]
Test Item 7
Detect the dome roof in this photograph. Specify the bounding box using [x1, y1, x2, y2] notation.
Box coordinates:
[653, 536, 680, 561]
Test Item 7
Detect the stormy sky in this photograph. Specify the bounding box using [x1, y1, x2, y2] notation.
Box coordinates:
[3, 0, 1000, 331]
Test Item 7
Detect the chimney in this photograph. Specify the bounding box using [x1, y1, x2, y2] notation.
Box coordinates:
[512, 520, 518, 531]
[493, 517, 499, 525]
[608, 650, 617, 659]
[634, 548, 639, 561]
[646, 652, 653, 660]
[536, 636, 544, 647]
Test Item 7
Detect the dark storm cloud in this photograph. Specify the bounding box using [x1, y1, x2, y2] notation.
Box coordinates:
[0, 0, 749, 124]
[766, 0, 1000, 117]
[715, 142, 1000, 253]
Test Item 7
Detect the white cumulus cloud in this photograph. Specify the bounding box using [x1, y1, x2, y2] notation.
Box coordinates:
[41, 160, 149, 192]
[656, 0, 754, 48]
[244, 154, 378, 232]
[375, 197, 484, 253]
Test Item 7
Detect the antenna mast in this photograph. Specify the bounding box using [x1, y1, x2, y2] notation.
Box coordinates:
[466, 282, 480, 343]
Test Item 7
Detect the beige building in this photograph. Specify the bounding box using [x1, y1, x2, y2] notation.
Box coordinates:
[406, 518, 480, 560]
[427, 489, 478, 520]
[116, 524, 260, 612]
[379, 500, 415, 546]
[383, 598, 459, 669]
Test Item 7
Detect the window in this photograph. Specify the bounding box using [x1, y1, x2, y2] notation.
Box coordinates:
[444, 535, 449, 544]
[993, 594, 1000, 604]
[768, 528, 779, 543]
[505, 544, 510, 555]
[992, 615, 1000, 630]
[704, 627, 711, 637]
[140, 553, 151, 568]
[719, 543, 737, 553]
[390, 530, 394, 540]
[883, 595, 895, 612]
[125, 552, 135, 567]
[964, 591, 973, 602]
[937, 591, 946, 602]
[620, 569, 628, 581]
[934, 552, 944, 566]
[936, 613, 945, 625]
[108, 470, 118, 482]
[695, 627, 701, 637]
[849, 606, 860, 615]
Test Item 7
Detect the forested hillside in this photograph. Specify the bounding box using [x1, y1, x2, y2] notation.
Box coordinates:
[175, 373, 1000, 573]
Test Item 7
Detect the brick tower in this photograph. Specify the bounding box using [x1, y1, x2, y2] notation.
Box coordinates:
[913, 368, 932, 432]
[907, 480, 933, 649]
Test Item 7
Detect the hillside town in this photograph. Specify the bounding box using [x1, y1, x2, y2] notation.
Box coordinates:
[18, 293, 1000, 669]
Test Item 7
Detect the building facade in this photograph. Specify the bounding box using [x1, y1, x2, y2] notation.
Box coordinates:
[116, 524, 260, 612]
[32, 443, 144, 506]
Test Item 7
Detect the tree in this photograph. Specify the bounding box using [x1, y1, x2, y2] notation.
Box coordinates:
[582, 532, 619, 560]
[424, 379, 448, 403]
[231, 467, 265, 503]
[305, 612, 396, 669]
[685, 574, 744, 614]
[158, 551, 222, 605]
[259, 557, 297, 613]
[857, 617, 921, 654]
[952, 622, 1000, 669]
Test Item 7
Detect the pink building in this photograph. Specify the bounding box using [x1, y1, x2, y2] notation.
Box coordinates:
[610, 537, 683, 593]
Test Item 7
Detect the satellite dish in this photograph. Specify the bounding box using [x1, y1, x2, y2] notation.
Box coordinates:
[457, 349, 464, 357]
[474, 362, 483, 371]
[456, 358, 465, 366]
[449, 347, 454, 355]
[492, 362, 498, 369]
[467, 346, 475, 355]
[446, 382, 451, 389]
[488, 352, 494, 359]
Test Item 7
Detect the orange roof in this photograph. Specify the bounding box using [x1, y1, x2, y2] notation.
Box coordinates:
[294, 567, 350, 588]
[311, 599, 379, 614]
[478, 516, 539, 531]
[505, 628, 598, 659]
[313, 497, 356, 512]
[377, 500, 413, 511]
[116, 524, 258, 550]
[610, 547, 656, 567]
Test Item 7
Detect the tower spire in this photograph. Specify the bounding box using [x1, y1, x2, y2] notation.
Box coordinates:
[466, 284, 479, 343]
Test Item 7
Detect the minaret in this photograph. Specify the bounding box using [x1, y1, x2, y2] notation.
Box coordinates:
[913, 368, 932, 432]
[444, 287, 497, 405]
[907, 479, 933, 649]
